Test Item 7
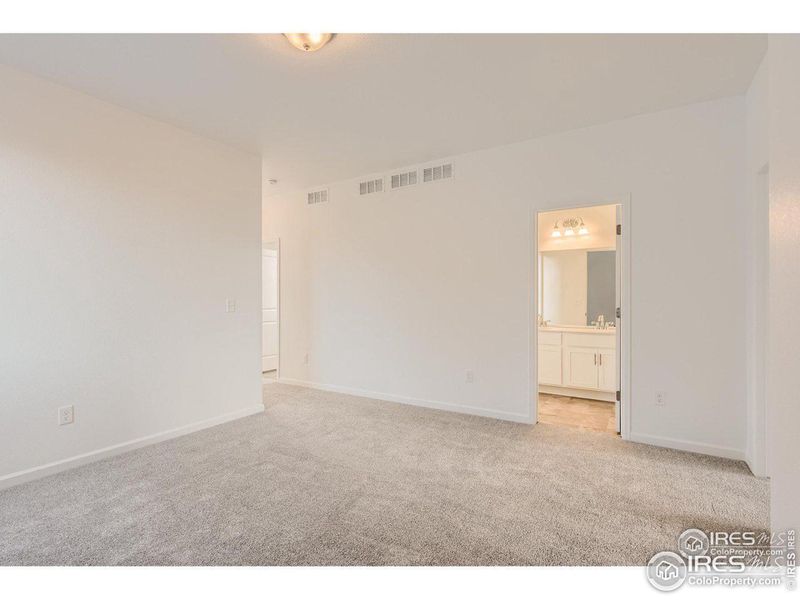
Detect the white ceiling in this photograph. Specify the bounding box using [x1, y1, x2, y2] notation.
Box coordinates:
[0, 34, 765, 194]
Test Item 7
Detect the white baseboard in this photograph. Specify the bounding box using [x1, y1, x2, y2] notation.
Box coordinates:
[628, 432, 745, 461]
[277, 377, 534, 425]
[744, 452, 769, 479]
[0, 404, 265, 491]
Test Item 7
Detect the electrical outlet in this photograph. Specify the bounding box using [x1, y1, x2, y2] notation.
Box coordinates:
[466, 370, 474, 384]
[655, 391, 665, 406]
[225, 298, 237, 313]
[58, 405, 74, 426]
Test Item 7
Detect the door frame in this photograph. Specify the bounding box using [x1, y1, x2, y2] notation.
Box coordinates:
[262, 238, 281, 379]
[530, 195, 632, 439]
[746, 165, 768, 477]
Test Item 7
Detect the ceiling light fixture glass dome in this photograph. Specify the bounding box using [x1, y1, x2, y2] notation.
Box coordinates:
[283, 33, 334, 52]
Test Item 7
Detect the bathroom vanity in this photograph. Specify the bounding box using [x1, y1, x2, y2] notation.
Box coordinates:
[538, 326, 617, 402]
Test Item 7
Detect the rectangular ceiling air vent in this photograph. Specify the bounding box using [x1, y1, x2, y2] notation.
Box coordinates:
[359, 177, 384, 195]
[389, 169, 418, 190]
[307, 188, 329, 205]
[422, 162, 454, 183]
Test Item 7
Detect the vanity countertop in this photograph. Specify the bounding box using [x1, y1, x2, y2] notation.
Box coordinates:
[539, 325, 616, 335]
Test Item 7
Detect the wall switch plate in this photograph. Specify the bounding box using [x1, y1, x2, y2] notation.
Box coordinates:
[58, 405, 74, 426]
[655, 392, 665, 406]
[466, 370, 474, 383]
[226, 298, 237, 313]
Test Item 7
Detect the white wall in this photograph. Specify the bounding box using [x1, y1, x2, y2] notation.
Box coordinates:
[766, 35, 800, 533]
[0, 65, 263, 484]
[264, 96, 748, 458]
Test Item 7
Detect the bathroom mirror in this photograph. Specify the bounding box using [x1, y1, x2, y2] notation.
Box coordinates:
[539, 249, 616, 327]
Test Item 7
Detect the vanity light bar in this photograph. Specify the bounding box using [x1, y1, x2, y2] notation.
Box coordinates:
[551, 217, 589, 238]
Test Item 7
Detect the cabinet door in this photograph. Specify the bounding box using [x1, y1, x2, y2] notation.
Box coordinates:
[563, 347, 598, 389]
[538, 345, 562, 386]
[598, 348, 616, 392]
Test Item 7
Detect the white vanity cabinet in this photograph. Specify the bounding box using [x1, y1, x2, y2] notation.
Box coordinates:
[537, 331, 563, 386]
[563, 346, 600, 389]
[538, 328, 616, 401]
[598, 348, 616, 392]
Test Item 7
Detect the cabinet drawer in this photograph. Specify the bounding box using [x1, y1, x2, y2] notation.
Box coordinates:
[538, 331, 562, 346]
[563, 332, 615, 349]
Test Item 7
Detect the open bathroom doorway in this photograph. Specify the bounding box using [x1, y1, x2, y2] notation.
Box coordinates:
[533, 201, 629, 437]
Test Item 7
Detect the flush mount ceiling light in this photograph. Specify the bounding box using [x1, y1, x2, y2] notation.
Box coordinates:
[283, 33, 333, 52]
[551, 217, 589, 238]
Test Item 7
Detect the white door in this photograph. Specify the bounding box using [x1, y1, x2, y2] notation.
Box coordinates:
[598, 349, 616, 392]
[262, 248, 279, 372]
[563, 347, 598, 389]
[538, 345, 562, 386]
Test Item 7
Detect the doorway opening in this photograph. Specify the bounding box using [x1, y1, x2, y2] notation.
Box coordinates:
[262, 240, 279, 381]
[534, 202, 626, 435]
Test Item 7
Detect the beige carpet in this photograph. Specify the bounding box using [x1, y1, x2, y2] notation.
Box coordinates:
[0, 383, 768, 565]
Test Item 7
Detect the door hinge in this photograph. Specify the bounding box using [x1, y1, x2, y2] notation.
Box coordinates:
[616, 390, 621, 402]
[616, 307, 621, 319]
[616, 224, 622, 235]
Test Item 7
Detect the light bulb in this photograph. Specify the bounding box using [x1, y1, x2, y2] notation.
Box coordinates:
[283, 33, 334, 52]
[564, 227, 575, 236]
[552, 228, 561, 238]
